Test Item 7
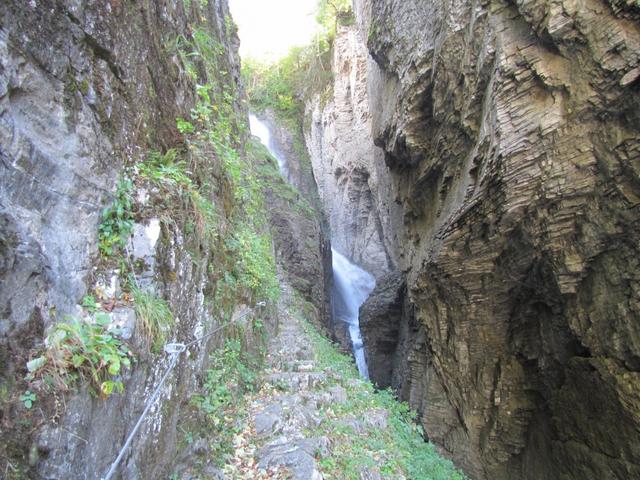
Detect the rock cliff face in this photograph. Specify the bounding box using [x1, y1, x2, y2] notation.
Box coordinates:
[257, 110, 321, 206]
[304, 25, 401, 276]
[0, 1, 320, 478]
[314, 0, 640, 479]
[251, 135, 333, 332]
[0, 1, 240, 477]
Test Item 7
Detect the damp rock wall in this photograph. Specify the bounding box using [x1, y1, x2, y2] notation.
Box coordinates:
[0, 1, 279, 478]
[304, 25, 401, 276]
[311, 0, 640, 478]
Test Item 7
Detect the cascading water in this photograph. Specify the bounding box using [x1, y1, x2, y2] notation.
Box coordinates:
[331, 248, 376, 378]
[249, 114, 290, 179]
[250, 113, 375, 378]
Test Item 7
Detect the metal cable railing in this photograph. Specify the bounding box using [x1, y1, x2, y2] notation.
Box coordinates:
[102, 301, 266, 480]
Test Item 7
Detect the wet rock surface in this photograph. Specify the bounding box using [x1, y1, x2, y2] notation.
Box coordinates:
[351, 0, 640, 478]
[256, 110, 322, 208]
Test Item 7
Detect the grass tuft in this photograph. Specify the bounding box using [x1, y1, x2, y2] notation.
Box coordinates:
[132, 286, 174, 353]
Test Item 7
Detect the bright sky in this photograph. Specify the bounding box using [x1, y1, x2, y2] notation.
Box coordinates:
[229, 0, 319, 60]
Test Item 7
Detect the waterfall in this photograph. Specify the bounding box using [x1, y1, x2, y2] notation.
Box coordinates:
[250, 112, 374, 378]
[331, 248, 375, 378]
[249, 114, 289, 179]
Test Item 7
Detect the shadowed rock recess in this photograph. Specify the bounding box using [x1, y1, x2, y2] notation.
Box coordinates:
[318, 0, 639, 479]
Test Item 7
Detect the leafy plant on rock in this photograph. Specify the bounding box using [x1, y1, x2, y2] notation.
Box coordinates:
[82, 294, 100, 314]
[19, 390, 36, 409]
[98, 177, 134, 257]
[26, 315, 132, 397]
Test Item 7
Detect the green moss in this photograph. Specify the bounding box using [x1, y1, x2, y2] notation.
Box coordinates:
[78, 78, 90, 96]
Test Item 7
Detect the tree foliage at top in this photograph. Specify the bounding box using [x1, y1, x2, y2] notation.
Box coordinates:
[316, 0, 355, 36]
[242, 0, 354, 125]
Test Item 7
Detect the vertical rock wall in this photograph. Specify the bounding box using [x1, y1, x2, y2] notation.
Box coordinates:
[250, 124, 334, 332]
[318, 0, 640, 478]
[304, 25, 401, 276]
[1, 0, 238, 356]
[0, 1, 267, 478]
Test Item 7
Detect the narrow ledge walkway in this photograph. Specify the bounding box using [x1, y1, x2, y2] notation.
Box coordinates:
[217, 279, 464, 480]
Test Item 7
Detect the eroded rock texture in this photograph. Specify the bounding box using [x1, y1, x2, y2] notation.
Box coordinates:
[359, 271, 405, 387]
[0, 1, 254, 478]
[353, 0, 640, 478]
[305, 25, 401, 276]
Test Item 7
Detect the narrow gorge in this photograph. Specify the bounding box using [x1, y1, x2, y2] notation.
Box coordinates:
[1, 0, 640, 479]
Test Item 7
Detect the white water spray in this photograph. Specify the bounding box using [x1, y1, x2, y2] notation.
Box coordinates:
[331, 248, 376, 378]
[249, 114, 290, 179]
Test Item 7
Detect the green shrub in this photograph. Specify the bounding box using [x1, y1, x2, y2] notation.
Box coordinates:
[241, 0, 354, 126]
[19, 390, 36, 409]
[188, 188, 218, 243]
[26, 315, 132, 396]
[98, 178, 134, 257]
[163, 25, 280, 313]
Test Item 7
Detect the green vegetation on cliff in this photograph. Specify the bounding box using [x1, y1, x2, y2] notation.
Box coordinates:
[21, 0, 278, 427]
[241, 0, 354, 125]
[25, 315, 133, 397]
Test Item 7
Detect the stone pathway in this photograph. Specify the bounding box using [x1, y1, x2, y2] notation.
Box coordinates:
[223, 282, 338, 479]
[215, 280, 463, 480]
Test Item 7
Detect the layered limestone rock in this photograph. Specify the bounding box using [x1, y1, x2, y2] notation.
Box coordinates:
[359, 271, 405, 387]
[0, 1, 271, 478]
[304, 25, 401, 276]
[354, 0, 640, 478]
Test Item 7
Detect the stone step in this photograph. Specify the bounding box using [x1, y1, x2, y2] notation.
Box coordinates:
[293, 360, 315, 372]
[256, 436, 330, 480]
[264, 371, 326, 392]
[253, 400, 322, 439]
